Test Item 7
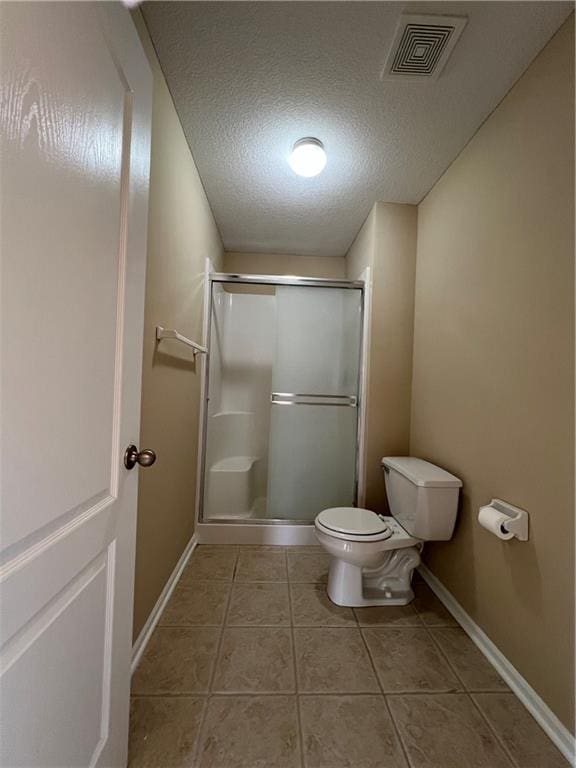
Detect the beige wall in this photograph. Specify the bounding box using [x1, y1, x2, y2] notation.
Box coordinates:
[347, 203, 418, 512]
[224, 251, 346, 278]
[346, 207, 376, 285]
[132, 11, 223, 640]
[411, 16, 574, 729]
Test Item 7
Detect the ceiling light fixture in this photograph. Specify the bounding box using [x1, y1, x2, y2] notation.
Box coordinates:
[289, 137, 327, 177]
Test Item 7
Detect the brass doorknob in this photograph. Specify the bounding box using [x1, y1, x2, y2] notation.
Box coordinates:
[124, 444, 157, 470]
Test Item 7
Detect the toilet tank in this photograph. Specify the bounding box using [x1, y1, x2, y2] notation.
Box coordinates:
[381, 457, 462, 540]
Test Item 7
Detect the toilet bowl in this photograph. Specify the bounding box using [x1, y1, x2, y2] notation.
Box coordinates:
[314, 457, 462, 607]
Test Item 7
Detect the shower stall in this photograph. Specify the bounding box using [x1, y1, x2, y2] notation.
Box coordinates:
[197, 273, 365, 542]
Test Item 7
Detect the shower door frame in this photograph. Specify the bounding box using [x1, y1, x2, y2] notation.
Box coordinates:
[196, 273, 366, 545]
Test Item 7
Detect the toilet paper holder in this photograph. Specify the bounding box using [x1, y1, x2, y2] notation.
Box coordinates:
[482, 498, 529, 541]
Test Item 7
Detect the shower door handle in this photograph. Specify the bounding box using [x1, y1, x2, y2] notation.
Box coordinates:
[270, 393, 357, 407]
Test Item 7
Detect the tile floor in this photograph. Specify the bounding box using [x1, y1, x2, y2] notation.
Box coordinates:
[129, 545, 569, 768]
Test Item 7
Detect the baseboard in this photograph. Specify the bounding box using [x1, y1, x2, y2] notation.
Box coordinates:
[131, 534, 198, 675]
[418, 564, 575, 765]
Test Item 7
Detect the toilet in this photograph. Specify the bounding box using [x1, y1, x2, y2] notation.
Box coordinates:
[314, 457, 462, 607]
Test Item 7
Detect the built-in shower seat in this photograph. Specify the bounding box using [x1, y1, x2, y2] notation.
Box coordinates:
[207, 455, 261, 519]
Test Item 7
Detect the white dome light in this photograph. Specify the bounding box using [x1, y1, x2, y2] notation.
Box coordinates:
[288, 137, 327, 177]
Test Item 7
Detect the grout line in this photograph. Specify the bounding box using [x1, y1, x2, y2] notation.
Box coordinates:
[467, 693, 522, 768]
[286, 564, 306, 768]
[300, 690, 462, 698]
[416, 614, 519, 766]
[356, 626, 413, 768]
[423, 623, 511, 696]
[225, 623, 292, 628]
[422, 623, 468, 692]
[411, 607, 426, 626]
[416, 620, 459, 628]
[155, 579, 231, 630]
[426, 625, 512, 694]
[384, 696, 417, 768]
[130, 692, 210, 699]
[130, 686, 518, 698]
[155, 624, 226, 628]
[202, 688, 297, 696]
[133, 689, 497, 699]
[355, 623, 425, 629]
[411, 579, 456, 627]
[384, 690, 471, 698]
[189, 549, 238, 767]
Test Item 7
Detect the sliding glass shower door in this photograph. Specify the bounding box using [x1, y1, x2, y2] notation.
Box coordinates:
[266, 286, 362, 520]
[201, 276, 363, 523]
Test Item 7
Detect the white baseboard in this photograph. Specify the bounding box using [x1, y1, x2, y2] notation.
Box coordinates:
[131, 535, 198, 675]
[418, 564, 575, 765]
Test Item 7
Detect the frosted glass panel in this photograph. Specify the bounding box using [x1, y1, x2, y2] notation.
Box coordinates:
[267, 286, 362, 521]
[270, 287, 361, 394]
[267, 405, 357, 520]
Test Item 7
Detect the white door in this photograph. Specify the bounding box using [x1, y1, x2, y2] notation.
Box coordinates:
[0, 3, 152, 766]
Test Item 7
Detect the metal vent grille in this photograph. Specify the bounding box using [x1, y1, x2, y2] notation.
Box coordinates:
[382, 15, 467, 81]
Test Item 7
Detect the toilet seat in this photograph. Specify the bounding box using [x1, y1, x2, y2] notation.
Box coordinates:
[316, 507, 393, 542]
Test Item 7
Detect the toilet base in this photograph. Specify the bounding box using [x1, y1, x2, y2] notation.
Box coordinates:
[326, 546, 421, 607]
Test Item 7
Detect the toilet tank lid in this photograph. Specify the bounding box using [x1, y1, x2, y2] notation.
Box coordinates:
[381, 457, 462, 488]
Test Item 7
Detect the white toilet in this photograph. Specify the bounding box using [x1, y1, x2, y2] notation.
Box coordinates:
[314, 457, 462, 607]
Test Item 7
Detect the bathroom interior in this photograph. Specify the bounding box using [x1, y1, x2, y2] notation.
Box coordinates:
[1, 1, 574, 767]
[131, 2, 575, 765]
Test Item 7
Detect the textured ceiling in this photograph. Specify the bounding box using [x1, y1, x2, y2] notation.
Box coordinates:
[142, 1, 572, 256]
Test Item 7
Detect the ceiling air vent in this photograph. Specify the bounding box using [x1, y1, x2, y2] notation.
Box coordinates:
[381, 14, 467, 81]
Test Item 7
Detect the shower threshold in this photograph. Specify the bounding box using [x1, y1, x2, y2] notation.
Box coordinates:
[197, 519, 318, 546]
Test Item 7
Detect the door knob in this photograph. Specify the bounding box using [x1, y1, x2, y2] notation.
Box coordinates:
[124, 444, 157, 470]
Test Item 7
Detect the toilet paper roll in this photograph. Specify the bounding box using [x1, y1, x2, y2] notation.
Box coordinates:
[478, 505, 514, 540]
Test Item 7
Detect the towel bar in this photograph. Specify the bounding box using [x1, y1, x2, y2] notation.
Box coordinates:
[155, 326, 207, 356]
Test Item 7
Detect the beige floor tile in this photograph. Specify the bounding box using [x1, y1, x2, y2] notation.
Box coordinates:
[131, 627, 219, 694]
[291, 584, 356, 627]
[362, 628, 461, 693]
[128, 696, 205, 768]
[227, 582, 291, 626]
[196, 695, 300, 768]
[235, 549, 288, 581]
[287, 551, 330, 584]
[431, 628, 509, 691]
[412, 581, 458, 626]
[299, 694, 408, 768]
[159, 582, 230, 626]
[180, 546, 238, 583]
[354, 604, 422, 627]
[473, 693, 570, 767]
[294, 627, 379, 693]
[212, 627, 295, 693]
[388, 693, 513, 768]
[288, 545, 324, 553]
